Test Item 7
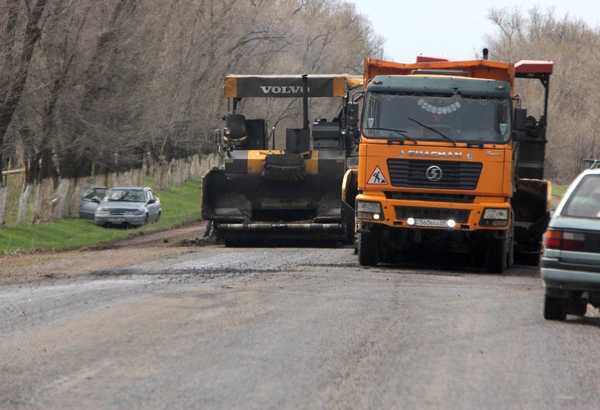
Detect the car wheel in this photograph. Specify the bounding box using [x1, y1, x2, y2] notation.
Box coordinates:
[358, 231, 379, 267]
[155, 212, 161, 223]
[544, 295, 567, 321]
[143, 215, 149, 226]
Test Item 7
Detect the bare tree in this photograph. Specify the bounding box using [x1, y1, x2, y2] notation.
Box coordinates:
[486, 5, 600, 183]
[0, 0, 383, 224]
[0, 0, 49, 226]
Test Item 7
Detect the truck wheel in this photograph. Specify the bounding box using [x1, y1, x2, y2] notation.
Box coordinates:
[567, 299, 587, 316]
[506, 224, 514, 269]
[358, 232, 379, 266]
[486, 237, 507, 274]
[544, 296, 567, 320]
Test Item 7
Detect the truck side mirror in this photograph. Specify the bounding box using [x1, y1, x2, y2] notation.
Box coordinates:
[352, 92, 364, 103]
[346, 103, 359, 127]
[514, 107, 527, 131]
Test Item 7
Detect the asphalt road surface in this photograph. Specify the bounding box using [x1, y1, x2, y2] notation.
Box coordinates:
[1, 245, 600, 409]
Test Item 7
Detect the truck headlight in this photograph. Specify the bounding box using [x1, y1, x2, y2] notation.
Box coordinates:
[480, 208, 509, 226]
[356, 201, 383, 220]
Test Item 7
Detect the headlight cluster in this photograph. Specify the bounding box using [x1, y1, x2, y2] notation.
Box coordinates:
[356, 201, 383, 220]
[480, 208, 509, 226]
[96, 208, 109, 215]
[126, 209, 145, 215]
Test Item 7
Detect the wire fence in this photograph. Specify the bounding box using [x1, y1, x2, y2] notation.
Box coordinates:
[1, 153, 220, 227]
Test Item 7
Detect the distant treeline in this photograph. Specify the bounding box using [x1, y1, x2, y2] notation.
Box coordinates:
[0, 0, 383, 181]
[486, 6, 600, 183]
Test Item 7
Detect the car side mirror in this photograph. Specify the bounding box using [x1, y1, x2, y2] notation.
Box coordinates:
[147, 199, 156, 204]
[92, 197, 101, 204]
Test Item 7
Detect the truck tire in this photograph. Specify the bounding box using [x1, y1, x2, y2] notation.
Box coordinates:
[567, 299, 587, 317]
[544, 295, 567, 320]
[486, 237, 507, 274]
[358, 231, 379, 266]
[506, 224, 514, 270]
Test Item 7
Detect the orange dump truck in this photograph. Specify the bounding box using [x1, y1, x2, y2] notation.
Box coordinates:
[350, 52, 553, 272]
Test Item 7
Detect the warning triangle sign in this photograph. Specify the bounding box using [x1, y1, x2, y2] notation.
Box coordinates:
[367, 166, 387, 185]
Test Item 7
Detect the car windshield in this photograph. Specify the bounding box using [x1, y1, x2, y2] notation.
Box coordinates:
[361, 92, 511, 144]
[562, 175, 600, 218]
[106, 189, 145, 202]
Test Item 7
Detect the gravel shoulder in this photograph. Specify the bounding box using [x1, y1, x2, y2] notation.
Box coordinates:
[0, 193, 563, 287]
[0, 221, 211, 286]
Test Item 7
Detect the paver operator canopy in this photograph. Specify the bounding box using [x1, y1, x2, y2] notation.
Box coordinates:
[223, 74, 363, 98]
[202, 73, 363, 246]
[220, 74, 363, 152]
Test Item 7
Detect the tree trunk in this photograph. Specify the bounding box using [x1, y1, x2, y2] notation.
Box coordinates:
[31, 177, 55, 223]
[52, 178, 72, 220]
[0, 185, 8, 227]
[16, 182, 33, 226]
[156, 156, 169, 190]
[0, 0, 49, 204]
[172, 160, 182, 186]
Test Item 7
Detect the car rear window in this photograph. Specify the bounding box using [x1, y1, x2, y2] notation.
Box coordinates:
[563, 175, 600, 218]
[82, 187, 106, 201]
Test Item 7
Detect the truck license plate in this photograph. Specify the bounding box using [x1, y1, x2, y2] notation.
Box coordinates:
[414, 219, 448, 227]
[108, 218, 125, 223]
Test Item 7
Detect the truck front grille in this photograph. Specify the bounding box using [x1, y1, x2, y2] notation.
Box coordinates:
[394, 206, 471, 223]
[387, 159, 482, 190]
[385, 192, 475, 203]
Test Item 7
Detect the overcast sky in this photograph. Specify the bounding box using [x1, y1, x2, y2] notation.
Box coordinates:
[349, 0, 600, 62]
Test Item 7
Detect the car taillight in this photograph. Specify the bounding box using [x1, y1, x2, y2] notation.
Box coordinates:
[545, 229, 585, 250]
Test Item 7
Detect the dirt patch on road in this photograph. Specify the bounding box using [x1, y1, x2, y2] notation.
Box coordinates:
[0, 195, 565, 286]
[0, 221, 214, 286]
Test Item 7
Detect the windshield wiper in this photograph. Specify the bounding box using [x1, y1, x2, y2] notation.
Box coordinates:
[407, 117, 456, 146]
[110, 193, 129, 201]
[364, 127, 416, 144]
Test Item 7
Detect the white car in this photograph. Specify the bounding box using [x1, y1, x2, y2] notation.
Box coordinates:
[79, 186, 107, 220]
[541, 167, 600, 320]
[94, 186, 161, 227]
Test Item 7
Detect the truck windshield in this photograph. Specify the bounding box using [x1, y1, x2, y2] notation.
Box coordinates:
[362, 92, 511, 144]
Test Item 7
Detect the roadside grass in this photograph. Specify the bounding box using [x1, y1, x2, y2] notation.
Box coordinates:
[552, 184, 568, 198]
[0, 176, 572, 256]
[0, 178, 203, 256]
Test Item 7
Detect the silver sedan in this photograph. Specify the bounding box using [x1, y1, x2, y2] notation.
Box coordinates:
[541, 167, 600, 320]
[94, 186, 161, 227]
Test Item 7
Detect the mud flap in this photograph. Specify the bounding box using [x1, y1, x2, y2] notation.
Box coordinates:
[512, 178, 550, 262]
